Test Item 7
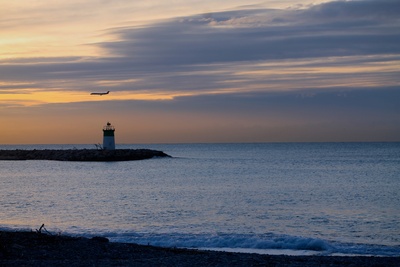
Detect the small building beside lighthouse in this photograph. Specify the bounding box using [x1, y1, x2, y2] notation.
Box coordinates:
[103, 122, 115, 150]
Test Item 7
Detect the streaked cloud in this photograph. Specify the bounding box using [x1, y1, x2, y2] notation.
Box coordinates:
[0, 0, 399, 143]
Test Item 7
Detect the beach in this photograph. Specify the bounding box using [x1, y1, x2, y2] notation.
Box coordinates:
[1, 231, 399, 267]
[1, 143, 399, 262]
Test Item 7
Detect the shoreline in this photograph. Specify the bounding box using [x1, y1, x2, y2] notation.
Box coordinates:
[0, 149, 171, 161]
[1, 231, 398, 266]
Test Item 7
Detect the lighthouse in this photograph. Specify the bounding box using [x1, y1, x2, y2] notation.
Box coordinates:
[103, 122, 115, 150]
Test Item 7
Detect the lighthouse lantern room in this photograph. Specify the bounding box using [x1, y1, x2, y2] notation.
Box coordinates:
[103, 122, 115, 150]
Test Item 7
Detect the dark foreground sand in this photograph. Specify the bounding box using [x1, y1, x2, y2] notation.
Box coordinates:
[0, 231, 398, 267]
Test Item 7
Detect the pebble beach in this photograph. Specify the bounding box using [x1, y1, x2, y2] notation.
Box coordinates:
[1, 231, 399, 267]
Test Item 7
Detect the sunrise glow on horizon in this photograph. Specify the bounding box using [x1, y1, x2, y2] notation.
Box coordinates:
[1, 0, 399, 144]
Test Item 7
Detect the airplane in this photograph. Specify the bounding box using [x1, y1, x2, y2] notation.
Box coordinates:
[90, 91, 110, 96]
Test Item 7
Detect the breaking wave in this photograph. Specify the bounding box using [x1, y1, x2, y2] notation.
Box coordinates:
[103, 232, 400, 257]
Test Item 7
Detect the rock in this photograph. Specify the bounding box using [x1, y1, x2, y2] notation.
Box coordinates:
[0, 149, 171, 162]
[1, 230, 399, 267]
[91, 237, 109, 243]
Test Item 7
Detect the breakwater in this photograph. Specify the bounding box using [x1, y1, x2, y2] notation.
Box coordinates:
[0, 149, 171, 161]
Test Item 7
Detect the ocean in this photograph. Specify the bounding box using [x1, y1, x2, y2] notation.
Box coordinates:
[1, 143, 399, 257]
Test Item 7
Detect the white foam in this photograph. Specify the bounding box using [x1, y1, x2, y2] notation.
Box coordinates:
[107, 232, 400, 257]
[198, 247, 321, 256]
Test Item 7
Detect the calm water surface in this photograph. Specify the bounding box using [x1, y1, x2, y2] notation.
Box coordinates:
[1, 143, 399, 256]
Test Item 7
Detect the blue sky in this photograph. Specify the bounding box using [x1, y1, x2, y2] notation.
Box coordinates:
[0, 0, 399, 143]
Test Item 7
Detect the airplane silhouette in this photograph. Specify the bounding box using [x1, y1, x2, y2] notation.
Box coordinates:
[90, 91, 110, 96]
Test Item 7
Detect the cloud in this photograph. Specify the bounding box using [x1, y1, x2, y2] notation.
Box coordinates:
[0, 0, 399, 99]
[100, 0, 400, 64]
[2, 0, 399, 143]
[306, 0, 400, 20]
[2, 86, 399, 143]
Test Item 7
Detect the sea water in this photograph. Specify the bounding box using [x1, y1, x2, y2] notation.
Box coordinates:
[0, 143, 399, 257]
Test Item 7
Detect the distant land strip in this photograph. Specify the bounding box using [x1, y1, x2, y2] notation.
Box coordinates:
[0, 149, 171, 161]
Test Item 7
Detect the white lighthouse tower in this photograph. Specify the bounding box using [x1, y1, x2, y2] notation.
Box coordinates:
[103, 122, 115, 150]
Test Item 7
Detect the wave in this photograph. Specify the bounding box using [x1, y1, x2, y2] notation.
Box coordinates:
[103, 232, 400, 257]
[2, 225, 399, 257]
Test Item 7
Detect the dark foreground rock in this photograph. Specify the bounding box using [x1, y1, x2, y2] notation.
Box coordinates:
[0, 231, 399, 267]
[0, 149, 170, 161]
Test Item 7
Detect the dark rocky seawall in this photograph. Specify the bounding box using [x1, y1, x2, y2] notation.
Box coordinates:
[0, 149, 171, 161]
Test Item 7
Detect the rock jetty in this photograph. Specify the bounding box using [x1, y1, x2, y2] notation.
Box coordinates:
[0, 149, 170, 161]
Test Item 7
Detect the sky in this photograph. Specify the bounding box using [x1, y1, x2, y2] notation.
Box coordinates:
[1, 0, 399, 144]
